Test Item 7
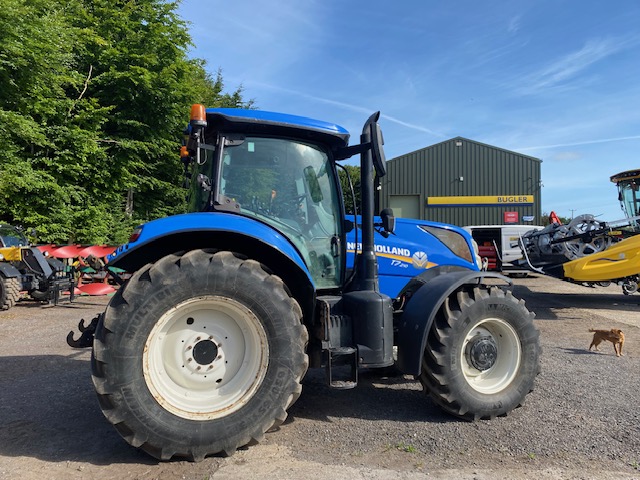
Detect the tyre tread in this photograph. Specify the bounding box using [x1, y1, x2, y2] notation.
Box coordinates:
[0, 276, 20, 310]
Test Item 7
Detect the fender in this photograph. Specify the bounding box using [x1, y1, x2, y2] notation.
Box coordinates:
[395, 267, 513, 375]
[107, 212, 315, 287]
[0, 262, 21, 278]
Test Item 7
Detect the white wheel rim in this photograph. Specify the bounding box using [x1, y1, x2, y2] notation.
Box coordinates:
[143, 295, 269, 420]
[460, 318, 521, 394]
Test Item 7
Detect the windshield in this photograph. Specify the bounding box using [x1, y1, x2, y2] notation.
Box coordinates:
[618, 182, 640, 228]
[0, 226, 28, 247]
[187, 136, 344, 289]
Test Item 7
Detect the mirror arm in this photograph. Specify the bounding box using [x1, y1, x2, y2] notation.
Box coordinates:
[334, 142, 371, 161]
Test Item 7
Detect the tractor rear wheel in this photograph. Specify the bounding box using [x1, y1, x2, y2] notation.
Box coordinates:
[0, 276, 20, 310]
[91, 250, 308, 461]
[420, 286, 540, 420]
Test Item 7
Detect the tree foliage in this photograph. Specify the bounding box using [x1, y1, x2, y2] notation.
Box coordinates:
[0, 0, 252, 244]
[338, 165, 361, 215]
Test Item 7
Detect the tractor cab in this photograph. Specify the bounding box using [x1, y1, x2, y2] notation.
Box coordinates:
[181, 106, 389, 291]
[185, 125, 345, 289]
[611, 169, 640, 230]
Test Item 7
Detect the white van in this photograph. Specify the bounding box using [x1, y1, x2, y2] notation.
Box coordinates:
[463, 225, 542, 275]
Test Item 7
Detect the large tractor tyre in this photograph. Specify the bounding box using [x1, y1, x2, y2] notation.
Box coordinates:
[0, 276, 20, 310]
[91, 249, 308, 461]
[420, 286, 540, 420]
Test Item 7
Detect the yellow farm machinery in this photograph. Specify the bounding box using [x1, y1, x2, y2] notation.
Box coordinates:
[518, 169, 640, 294]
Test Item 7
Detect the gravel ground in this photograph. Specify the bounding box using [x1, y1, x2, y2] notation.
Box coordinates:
[0, 274, 639, 480]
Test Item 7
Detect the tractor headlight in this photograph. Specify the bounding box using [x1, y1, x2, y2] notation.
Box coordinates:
[418, 225, 474, 263]
[0, 253, 4, 261]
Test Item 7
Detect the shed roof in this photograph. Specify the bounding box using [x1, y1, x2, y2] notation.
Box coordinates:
[390, 136, 542, 163]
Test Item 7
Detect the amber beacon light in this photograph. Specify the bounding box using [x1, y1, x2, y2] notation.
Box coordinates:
[190, 103, 207, 128]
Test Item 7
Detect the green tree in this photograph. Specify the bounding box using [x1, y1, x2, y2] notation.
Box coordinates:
[338, 165, 361, 214]
[0, 0, 252, 245]
[0, 0, 88, 242]
[70, 0, 252, 233]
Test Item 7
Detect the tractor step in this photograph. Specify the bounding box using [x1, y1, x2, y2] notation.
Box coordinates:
[325, 346, 358, 389]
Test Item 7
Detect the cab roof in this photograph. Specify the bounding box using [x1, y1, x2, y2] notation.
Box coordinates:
[610, 168, 640, 184]
[204, 108, 351, 150]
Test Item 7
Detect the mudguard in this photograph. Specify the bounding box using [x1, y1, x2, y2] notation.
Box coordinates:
[0, 262, 21, 278]
[395, 268, 512, 375]
[107, 212, 315, 287]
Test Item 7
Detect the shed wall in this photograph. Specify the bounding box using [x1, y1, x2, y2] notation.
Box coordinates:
[379, 137, 542, 227]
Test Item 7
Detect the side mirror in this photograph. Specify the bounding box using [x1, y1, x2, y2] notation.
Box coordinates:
[333, 113, 386, 173]
[380, 208, 395, 235]
[370, 122, 386, 178]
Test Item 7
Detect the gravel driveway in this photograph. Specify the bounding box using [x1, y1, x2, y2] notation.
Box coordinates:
[0, 274, 638, 480]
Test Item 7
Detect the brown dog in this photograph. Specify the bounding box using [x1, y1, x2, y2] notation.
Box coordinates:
[588, 328, 625, 357]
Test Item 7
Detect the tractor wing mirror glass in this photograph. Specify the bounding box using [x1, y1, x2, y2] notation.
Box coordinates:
[371, 122, 386, 178]
[304, 166, 323, 203]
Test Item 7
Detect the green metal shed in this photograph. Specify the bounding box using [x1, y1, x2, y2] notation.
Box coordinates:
[378, 136, 542, 227]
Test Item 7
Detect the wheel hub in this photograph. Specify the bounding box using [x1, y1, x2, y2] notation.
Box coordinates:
[192, 339, 219, 365]
[181, 333, 224, 375]
[622, 280, 638, 295]
[466, 335, 498, 371]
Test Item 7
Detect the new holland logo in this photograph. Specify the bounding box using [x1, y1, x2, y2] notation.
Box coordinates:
[412, 251, 428, 269]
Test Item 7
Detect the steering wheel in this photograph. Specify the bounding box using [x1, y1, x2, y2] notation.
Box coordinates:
[272, 194, 306, 216]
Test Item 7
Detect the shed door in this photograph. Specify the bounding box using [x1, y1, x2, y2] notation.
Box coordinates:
[389, 195, 420, 219]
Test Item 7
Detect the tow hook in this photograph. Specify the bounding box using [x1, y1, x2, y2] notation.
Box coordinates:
[67, 314, 101, 348]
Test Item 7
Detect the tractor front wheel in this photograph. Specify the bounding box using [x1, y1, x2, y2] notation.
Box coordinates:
[91, 250, 308, 461]
[420, 286, 540, 420]
[0, 276, 20, 310]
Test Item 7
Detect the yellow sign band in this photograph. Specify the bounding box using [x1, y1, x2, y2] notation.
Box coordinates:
[427, 195, 534, 206]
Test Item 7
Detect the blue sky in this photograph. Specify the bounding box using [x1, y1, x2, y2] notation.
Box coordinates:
[177, 0, 640, 223]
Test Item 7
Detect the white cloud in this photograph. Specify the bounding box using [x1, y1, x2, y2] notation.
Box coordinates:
[517, 134, 640, 152]
[513, 36, 639, 95]
[245, 80, 445, 137]
[507, 15, 522, 34]
[552, 151, 582, 162]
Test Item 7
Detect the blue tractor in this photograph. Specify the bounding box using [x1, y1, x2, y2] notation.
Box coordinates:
[80, 106, 540, 461]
